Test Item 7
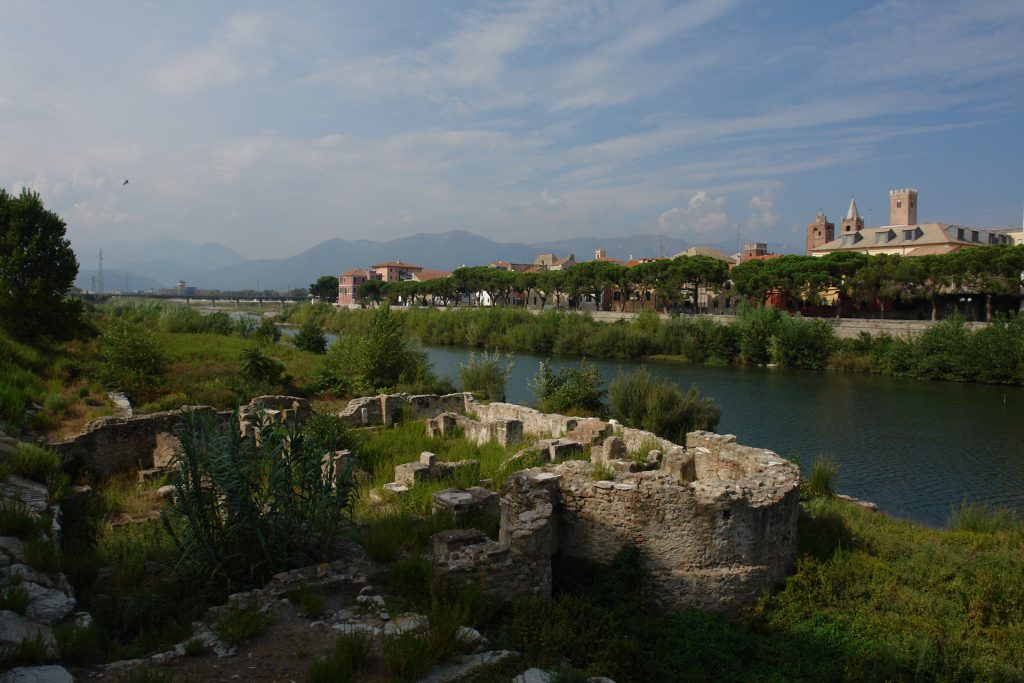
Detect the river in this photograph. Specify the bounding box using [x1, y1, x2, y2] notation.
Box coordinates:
[423, 346, 1024, 528]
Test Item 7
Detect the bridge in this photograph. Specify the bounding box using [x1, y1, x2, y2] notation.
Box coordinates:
[88, 292, 312, 306]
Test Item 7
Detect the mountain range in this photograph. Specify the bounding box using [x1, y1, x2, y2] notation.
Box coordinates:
[73, 231, 794, 292]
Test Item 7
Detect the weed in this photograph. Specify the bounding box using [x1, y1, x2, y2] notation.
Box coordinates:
[214, 604, 270, 645]
[3, 443, 68, 498]
[459, 350, 514, 401]
[381, 630, 436, 680]
[0, 501, 48, 540]
[2, 583, 30, 614]
[182, 637, 205, 657]
[803, 457, 838, 499]
[53, 620, 102, 665]
[24, 538, 61, 572]
[308, 631, 371, 683]
[117, 671, 175, 683]
[948, 499, 1023, 535]
[591, 464, 614, 481]
[551, 665, 591, 683]
[286, 584, 326, 618]
[390, 554, 436, 603]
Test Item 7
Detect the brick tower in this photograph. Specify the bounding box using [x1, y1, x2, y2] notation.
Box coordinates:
[806, 209, 834, 253]
[889, 188, 918, 226]
[840, 196, 864, 235]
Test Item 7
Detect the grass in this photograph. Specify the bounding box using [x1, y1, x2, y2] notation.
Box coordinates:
[0, 501, 50, 540]
[948, 499, 1023, 536]
[491, 497, 1024, 682]
[214, 604, 271, 645]
[24, 537, 61, 572]
[286, 584, 326, 618]
[308, 631, 372, 683]
[803, 456, 838, 499]
[2, 583, 30, 614]
[591, 464, 614, 481]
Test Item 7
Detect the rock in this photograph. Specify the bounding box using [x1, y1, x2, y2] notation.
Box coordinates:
[355, 594, 385, 609]
[0, 476, 50, 514]
[456, 625, 484, 649]
[383, 612, 425, 635]
[513, 669, 553, 683]
[382, 482, 409, 494]
[357, 585, 376, 596]
[23, 582, 76, 624]
[0, 609, 57, 654]
[418, 650, 516, 683]
[1, 665, 74, 683]
[2, 564, 52, 588]
[0, 537, 26, 564]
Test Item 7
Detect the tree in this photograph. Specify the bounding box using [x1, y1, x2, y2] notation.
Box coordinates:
[308, 275, 339, 302]
[356, 278, 384, 304]
[291, 318, 327, 354]
[0, 188, 81, 339]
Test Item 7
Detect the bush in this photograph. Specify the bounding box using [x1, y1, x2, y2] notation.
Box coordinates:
[769, 316, 836, 370]
[253, 318, 282, 344]
[735, 305, 782, 365]
[0, 501, 49, 540]
[459, 351, 514, 401]
[948, 499, 1023, 535]
[214, 604, 269, 645]
[286, 584, 325, 617]
[291, 318, 327, 354]
[803, 457, 838, 499]
[608, 367, 720, 442]
[529, 359, 606, 415]
[2, 443, 68, 499]
[309, 631, 371, 683]
[315, 305, 437, 395]
[238, 346, 285, 390]
[101, 319, 167, 399]
[163, 411, 355, 596]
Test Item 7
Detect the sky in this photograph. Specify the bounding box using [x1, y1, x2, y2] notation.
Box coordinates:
[2, 0, 1023, 260]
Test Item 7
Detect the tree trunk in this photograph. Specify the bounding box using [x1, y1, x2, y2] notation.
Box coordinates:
[930, 293, 938, 321]
[985, 293, 992, 322]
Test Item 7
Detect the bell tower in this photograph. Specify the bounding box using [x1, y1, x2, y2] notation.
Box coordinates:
[806, 209, 834, 253]
[889, 188, 917, 226]
[840, 196, 864, 235]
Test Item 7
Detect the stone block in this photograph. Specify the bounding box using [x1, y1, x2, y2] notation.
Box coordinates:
[431, 528, 488, 557]
[660, 447, 695, 482]
[432, 487, 499, 519]
[420, 451, 437, 467]
[394, 462, 429, 487]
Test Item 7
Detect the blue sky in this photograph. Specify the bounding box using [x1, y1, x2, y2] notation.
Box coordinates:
[2, 0, 1022, 258]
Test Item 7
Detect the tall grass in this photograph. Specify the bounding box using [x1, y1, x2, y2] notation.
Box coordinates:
[948, 499, 1023, 536]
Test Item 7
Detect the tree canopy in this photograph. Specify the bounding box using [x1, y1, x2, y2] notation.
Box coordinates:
[0, 188, 81, 339]
[308, 275, 339, 301]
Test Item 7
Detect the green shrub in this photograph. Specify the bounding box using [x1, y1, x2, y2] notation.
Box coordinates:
[948, 499, 1023, 535]
[291, 318, 327, 354]
[2, 443, 68, 499]
[382, 630, 436, 680]
[315, 305, 438, 395]
[163, 412, 355, 596]
[0, 501, 48, 539]
[591, 464, 614, 481]
[769, 316, 836, 369]
[459, 350, 514, 401]
[254, 318, 282, 344]
[286, 584, 325, 618]
[182, 636, 205, 657]
[529, 359, 606, 415]
[390, 554, 436, 602]
[214, 604, 270, 645]
[101, 319, 167, 400]
[138, 392, 190, 414]
[308, 631, 371, 683]
[804, 457, 838, 499]
[2, 583, 30, 614]
[24, 538, 60, 572]
[735, 305, 782, 365]
[238, 346, 285, 390]
[53, 620, 102, 665]
[608, 367, 720, 442]
[551, 665, 591, 683]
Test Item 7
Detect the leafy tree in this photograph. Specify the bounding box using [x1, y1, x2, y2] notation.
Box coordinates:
[356, 278, 383, 304]
[239, 346, 285, 389]
[0, 188, 81, 339]
[291, 318, 328, 354]
[253, 317, 282, 344]
[101, 319, 168, 401]
[308, 275, 339, 302]
[459, 350, 515, 401]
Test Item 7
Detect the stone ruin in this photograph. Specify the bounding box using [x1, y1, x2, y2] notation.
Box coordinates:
[47, 390, 800, 615]
[360, 392, 801, 614]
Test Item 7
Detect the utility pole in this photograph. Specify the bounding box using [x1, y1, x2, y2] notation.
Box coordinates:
[98, 250, 104, 294]
[736, 225, 742, 256]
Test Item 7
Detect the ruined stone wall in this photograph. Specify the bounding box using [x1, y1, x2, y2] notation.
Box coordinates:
[338, 393, 471, 427]
[51, 396, 311, 479]
[470, 401, 589, 438]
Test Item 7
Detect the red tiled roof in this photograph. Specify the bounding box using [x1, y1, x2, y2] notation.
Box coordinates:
[415, 269, 451, 282]
[371, 261, 423, 270]
[340, 269, 370, 277]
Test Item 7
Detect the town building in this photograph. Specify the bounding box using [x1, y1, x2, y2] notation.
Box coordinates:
[370, 261, 424, 282]
[337, 269, 381, 306]
[809, 188, 1018, 257]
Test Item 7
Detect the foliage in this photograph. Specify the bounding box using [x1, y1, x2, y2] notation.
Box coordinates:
[529, 359, 606, 415]
[101, 319, 168, 400]
[1, 443, 69, 499]
[0, 501, 50, 539]
[291, 317, 328, 354]
[769, 315, 835, 369]
[948, 499, 1023, 535]
[308, 631, 371, 683]
[308, 274, 339, 301]
[286, 583, 325, 617]
[608, 367, 720, 441]
[315, 305, 438, 395]
[459, 350, 514, 401]
[214, 604, 270, 645]
[0, 187, 81, 340]
[253, 317, 281, 344]
[803, 457, 838, 499]
[238, 346, 285, 390]
[162, 411, 355, 597]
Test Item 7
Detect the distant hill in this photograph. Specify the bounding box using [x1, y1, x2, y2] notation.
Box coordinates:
[70, 230, 801, 292]
[75, 268, 166, 293]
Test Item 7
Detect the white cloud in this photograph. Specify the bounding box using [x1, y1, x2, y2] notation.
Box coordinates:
[657, 191, 729, 240]
[747, 191, 777, 230]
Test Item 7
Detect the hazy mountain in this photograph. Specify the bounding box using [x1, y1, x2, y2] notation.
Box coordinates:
[80, 230, 802, 291]
[72, 237, 250, 289]
[75, 268, 166, 292]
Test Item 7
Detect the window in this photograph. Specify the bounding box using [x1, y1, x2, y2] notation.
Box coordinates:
[896, 201, 902, 208]
[910, 200, 915, 208]
[902, 229, 915, 241]
[957, 228, 966, 240]
[972, 230, 980, 243]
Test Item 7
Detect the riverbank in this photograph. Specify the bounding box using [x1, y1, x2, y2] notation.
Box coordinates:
[279, 302, 1024, 385]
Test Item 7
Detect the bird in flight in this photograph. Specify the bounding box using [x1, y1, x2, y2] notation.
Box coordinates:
[123, 179, 129, 185]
